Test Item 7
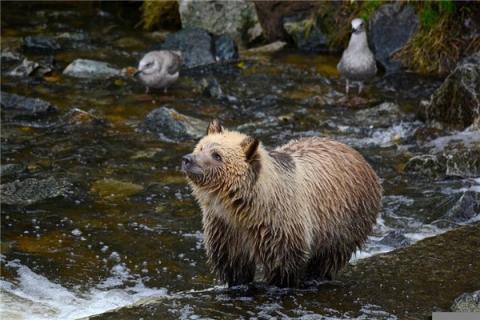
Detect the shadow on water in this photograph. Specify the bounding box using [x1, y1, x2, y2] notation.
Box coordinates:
[1, 2, 479, 320]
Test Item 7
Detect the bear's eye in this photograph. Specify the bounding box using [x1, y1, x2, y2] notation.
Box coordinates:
[212, 152, 222, 162]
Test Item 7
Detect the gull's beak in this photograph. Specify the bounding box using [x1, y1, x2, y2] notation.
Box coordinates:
[133, 68, 143, 77]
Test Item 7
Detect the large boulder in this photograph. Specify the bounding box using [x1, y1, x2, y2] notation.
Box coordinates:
[159, 28, 238, 69]
[178, 0, 261, 46]
[253, 1, 318, 42]
[426, 53, 480, 129]
[142, 106, 208, 142]
[368, 3, 419, 71]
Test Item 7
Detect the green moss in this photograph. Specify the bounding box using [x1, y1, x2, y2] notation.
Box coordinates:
[140, 1, 181, 31]
[395, 1, 479, 75]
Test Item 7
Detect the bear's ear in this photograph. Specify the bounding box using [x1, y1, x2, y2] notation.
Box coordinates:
[207, 119, 223, 135]
[241, 136, 259, 161]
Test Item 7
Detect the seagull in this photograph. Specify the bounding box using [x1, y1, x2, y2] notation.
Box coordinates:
[337, 18, 377, 95]
[134, 50, 182, 94]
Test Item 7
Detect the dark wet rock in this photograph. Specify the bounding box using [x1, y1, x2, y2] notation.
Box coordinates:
[160, 28, 215, 69]
[0, 164, 25, 179]
[426, 53, 480, 129]
[23, 36, 60, 52]
[56, 108, 106, 130]
[63, 59, 121, 79]
[283, 15, 328, 52]
[1, 92, 57, 119]
[369, 3, 419, 71]
[143, 106, 208, 142]
[0, 177, 73, 206]
[378, 230, 411, 248]
[404, 154, 446, 179]
[178, 0, 260, 45]
[444, 191, 480, 223]
[451, 290, 480, 312]
[214, 34, 239, 62]
[88, 225, 480, 320]
[200, 78, 223, 99]
[253, 1, 317, 42]
[443, 142, 480, 178]
[9, 58, 52, 77]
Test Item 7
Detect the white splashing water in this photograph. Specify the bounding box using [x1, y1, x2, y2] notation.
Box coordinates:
[0, 258, 168, 320]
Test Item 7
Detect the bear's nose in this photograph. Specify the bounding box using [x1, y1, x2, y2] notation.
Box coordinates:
[182, 154, 194, 167]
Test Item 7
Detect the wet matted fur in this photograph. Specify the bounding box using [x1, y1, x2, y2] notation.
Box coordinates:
[182, 120, 382, 287]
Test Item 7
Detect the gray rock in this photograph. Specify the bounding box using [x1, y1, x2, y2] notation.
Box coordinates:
[404, 154, 446, 179]
[369, 3, 419, 71]
[23, 36, 60, 52]
[214, 34, 239, 62]
[378, 230, 411, 248]
[283, 15, 328, 52]
[9, 58, 52, 77]
[1, 92, 57, 118]
[451, 290, 480, 312]
[426, 53, 480, 129]
[445, 191, 480, 223]
[143, 106, 208, 142]
[443, 142, 480, 178]
[1, 48, 23, 62]
[0, 177, 73, 206]
[178, 0, 261, 46]
[160, 28, 215, 69]
[63, 59, 121, 79]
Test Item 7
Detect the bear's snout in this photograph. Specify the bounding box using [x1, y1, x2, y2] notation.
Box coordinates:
[182, 153, 194, 171]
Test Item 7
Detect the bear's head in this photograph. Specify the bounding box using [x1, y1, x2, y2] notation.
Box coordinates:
[182, 120, 260, 192]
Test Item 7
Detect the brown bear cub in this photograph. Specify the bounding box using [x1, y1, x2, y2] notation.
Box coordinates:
[182, 120, 382, 287]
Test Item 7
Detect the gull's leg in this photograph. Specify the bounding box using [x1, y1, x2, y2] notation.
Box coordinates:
[164, 87, 168, 94]
[145, 87, 150, 94]
[358, 82, 364, 94]
[345, 79, 349, 96]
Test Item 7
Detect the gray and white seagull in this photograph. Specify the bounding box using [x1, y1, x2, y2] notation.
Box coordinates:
[337, 18, 377, 95]
[135, 50, 182, 94]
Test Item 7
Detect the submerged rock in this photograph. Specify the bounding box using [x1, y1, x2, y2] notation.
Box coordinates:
[247, 41, 287, 53]
[91, 179, 143, 201]
[451, 290, 480, 312]
[426, 53, 480, 129]
[404, 154, 446, 179]
[0, 92, 57, 119]
[63, 59, 121, 79]
[444, 191, 480, 223]
[378, 230, 411, 248]
[178, 0, 260, 45]
[143, 106, 208, 142]
[0, 177, 73, 206]
[355, 102, 411, 127]
[283, 15, 328, 52]
[443, 142, 480, 178]
[0, 164, 25, 179]
[199, 78, 223, 99]
[369, 3, 419, 71]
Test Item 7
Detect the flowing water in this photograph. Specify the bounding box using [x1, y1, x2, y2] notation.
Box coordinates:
[1, 3, 479, 319]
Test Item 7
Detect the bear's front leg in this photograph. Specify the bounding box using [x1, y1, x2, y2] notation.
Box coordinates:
[261, 229, 310, 287]
[203, 215, 256, 286]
